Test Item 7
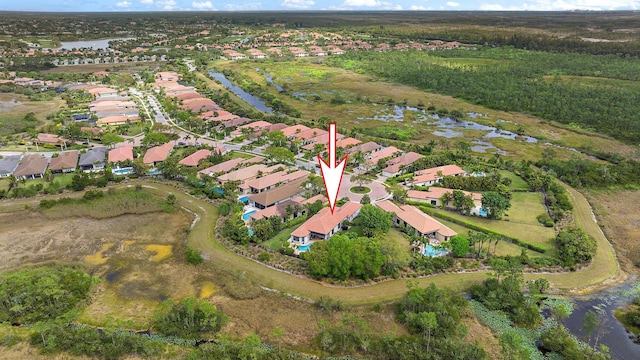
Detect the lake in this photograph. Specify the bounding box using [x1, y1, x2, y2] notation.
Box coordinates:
[50, 37, 135, 50]
[208, 70, 273, 114]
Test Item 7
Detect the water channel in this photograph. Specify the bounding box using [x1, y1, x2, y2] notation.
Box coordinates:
[563, 277, 640, 359]
[208, 70, 274, 114]
[47, 37, 136, 50]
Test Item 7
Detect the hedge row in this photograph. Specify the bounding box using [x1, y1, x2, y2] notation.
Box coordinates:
[410, 202, 547, 254]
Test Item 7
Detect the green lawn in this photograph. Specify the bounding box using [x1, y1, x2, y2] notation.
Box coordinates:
[431, 191, 556, 254]
[262, 225, 296, 251]
[499, 170, 529, 191]
[0, 173, 75, 192]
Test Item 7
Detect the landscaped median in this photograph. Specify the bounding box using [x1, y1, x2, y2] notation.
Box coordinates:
[0, 180, 622, 304]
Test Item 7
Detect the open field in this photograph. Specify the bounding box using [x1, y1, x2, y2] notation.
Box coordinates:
[210, 60, 640, 162]
[587, 189, 640, 273]
[499, 170, 530, 191]
[0, 93, 64, 136]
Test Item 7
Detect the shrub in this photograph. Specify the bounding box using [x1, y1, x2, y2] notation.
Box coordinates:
[152, 297, 227, 339]
[184, 246, 203, 265]
[218, 202, 230, 216]
[536, 213, 554, 227]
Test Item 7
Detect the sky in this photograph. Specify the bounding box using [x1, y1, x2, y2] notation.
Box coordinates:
[1, 0, 638, 12]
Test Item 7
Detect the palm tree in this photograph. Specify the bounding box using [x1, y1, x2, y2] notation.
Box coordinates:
[8, 175, 17, 189]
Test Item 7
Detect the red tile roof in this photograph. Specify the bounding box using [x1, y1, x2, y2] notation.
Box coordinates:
[412, 165, 466, 184]
[49, 150, 79, 171]
[108, 144, 134, 163]
[291, 202, 361, 238]
[178, 149, 212, 167]
[143, 143, 174, 165]
[376, 200, 456, 238]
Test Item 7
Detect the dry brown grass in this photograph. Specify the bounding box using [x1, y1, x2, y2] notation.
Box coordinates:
[462, 316, 502, 359]
[587, 189, 640, 273]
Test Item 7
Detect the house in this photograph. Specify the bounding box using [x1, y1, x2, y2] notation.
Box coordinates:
[108, 144, 134, 165]
[344, 141, 383, 155]
[365, 146, 401, 168]
[407, 188, 485, 217]
[49, 150, 79, 174]
[36, 133, 68, 146]
[155, 71, 180, 81]
[248, 178, 307, 209]
[288, 47, 308, 57]
[335, 137, 361, 150]
[79, 147, 108, 171]
[376, 200, 457, 241]
[411, 165, 466, 187]
[282, 124, 310, 138]
[178, 150, 212, 167]
[97, 116, 140, 127]
[197, 158, 244, 178]
[13, 154, 49, 180]
[230, 120, 273, 137]
[72, 113, 92, 123]
[245, 169, 309, 194]
[289, 202, 362, 245]
[143, 143, 174, 167]
[0, 155, 21, 178]
[249, 199, 305, 222]
[87, 87, 119, 98]
[291, 128, 327, 144]
[381, 151, 425, 177]
[181, 98, 219, 113]
[216, 164, 271, 185]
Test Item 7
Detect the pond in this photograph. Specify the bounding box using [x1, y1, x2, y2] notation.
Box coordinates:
[208, 70, 273, 114]
[49, 37, 136, 50]
[265, 73, 283, 92]
[563, 277, 640, 360]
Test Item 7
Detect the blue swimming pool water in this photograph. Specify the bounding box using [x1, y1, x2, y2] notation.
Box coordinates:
[423, 245, 448, 257]
[148, 169, 161, 175]
[241, 210, 257, 221]
[211, 187, 224, 194]
[478, 208, 488, 217]
[239, 195, 249, 202]
[247, 227, 254, 236]
[298, 243, 312, 252]
[113, 168, 133, 175]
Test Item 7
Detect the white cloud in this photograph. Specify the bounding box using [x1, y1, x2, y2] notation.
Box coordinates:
[116, 1, 132, 7]
[225, 2, 262, 10]
[140, 0, 153, 4]
[409, 5, 429, 9]
[156, 0, 177, 10]
[446, 1, 459, 6]
[480, 0, 639, 11]
[192, 0, 216, 9]
[342, 0, 380, 6]
[281, 0, 315, 8]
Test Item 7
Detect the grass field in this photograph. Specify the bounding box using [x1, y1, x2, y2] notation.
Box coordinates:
[209, 59, 640, 162]
[499, 170, 530, 191]
[0, 173, 75, 192]
[0, 93, 64, 136]
[41, 62, 166, 74]
[431, 192, 556, 254]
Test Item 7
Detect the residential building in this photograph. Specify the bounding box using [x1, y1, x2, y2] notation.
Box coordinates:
[0, 155, 21, 178]
[97, 116, 141, 127]
[249, 199, 305, 222]
[142, 143, 174, 167]
[245, 169, 309, 194]
[197, 158, 244, 178]
[376, 200, 457, 241]
[13, 154, 49, 180]
[217, 164, 271, 185]
[344, 141, 383, 155]
[382, 151, 425, 177]
[407, 188, 485, 216]
[108, 144, 134, 165]
[411, 165, 466, 187]
[178, 150, 212, 167]
[79, 147, 108, 171]
[282, 124, 310, 138]
[289, 202, 362, 245]
[248, 178, 307, 209]
[365, 146, 400, 168]
[49, 150, 79, 174]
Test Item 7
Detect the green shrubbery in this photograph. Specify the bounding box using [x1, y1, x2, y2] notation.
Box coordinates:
[152, 297, 227, 339]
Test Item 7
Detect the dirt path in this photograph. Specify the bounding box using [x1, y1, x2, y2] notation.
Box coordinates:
[0, 180, 622, 304]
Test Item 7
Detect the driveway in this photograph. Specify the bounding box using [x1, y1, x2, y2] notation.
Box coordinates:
[338, 174, 389, 203]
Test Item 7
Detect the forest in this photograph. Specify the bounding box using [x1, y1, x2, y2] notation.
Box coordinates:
[326, 47, 640, 144]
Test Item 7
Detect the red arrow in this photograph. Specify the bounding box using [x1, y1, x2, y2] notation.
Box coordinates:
[318, 123, 347, 214]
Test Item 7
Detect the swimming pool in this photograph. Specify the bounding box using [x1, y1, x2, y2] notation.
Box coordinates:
[112, 168, 133, 175]
[298, 243, 312, 252]
[247, 227, 254, 236]
[423, 245, 448, 257]
[239, 195, 249, 202]
[478, 208, 488, 217]
[241, 210, 257, 221]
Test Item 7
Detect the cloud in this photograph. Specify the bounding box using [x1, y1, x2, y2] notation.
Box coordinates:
[446, 1, 459, 6]
[479, 0, 639, 11]
[116, 1, 132, 7]
[140, 0, 153, 4]
[225, 2, 262, 10]
[156, 0, 177, 10]
[342, 0, 380, 6]
[281, 0, 315, 8]
[192, 0, 216, 9]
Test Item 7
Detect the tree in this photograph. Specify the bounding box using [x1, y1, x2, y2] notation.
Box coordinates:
[415, 311, 437, 353]
[390, 184, 408, 204]
[264, 146, 295, 165]
[328, 235, 353, 280]
[141, 132, 169, 147]
[157, 157, 180, 180]
[360, 193, 371, 204]
[101, 132, 124, 148]
[556, 228, 597, 268]
[449, 235, 470, 257]
[132, 158, 148, 176]
[439, 191, 452, 209]
[351, 173, 375, 192]
[305, 200, 323, 217]
[252, 218, 274, 243]
[360, 204, 391, 237]
[481, 191, 511, 219]
[152, 297, 227, 339]
[267, 130, 287, 147]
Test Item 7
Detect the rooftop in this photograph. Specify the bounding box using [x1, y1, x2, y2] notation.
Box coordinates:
[291, 202, 362, 238]
[179, 149, 212, 167]
[376, 200, 457, 237]
[108, 144, 134, 163]
[49, 150, 79, 171]
[142, 143, 174, 165]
